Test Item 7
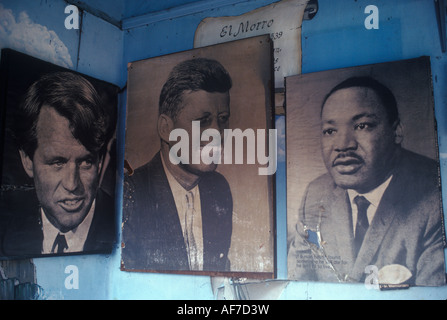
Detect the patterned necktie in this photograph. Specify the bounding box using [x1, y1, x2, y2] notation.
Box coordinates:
[52, 233, 68, 254]
[184, 191, 199, 270]
[354, 195, 370, 255]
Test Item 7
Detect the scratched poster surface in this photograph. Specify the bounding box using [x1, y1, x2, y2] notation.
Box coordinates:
[286, 57, 446, 287]
[194, 0, 309, 89]
[121, 35, 275, 277]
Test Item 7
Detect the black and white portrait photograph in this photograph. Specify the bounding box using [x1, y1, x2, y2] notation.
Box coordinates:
[286, 57, 446, 286]
[0, 49, 118, 259]
[121, 35, 276, 277]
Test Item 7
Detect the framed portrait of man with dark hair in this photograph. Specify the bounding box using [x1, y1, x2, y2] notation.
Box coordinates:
[286, 57, 446, 287]
[0, 49, 119, 259]
[121, 35, 276, 277]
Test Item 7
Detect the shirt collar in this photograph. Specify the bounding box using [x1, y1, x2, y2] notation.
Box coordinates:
[347, 174, 393, 209]
[41, 200, 96, 254]
[161, 152, 199, 199]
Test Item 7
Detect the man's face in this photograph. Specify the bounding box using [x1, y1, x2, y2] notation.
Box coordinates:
[171, 90, 230, 175]
[20, 106, 102, 232]
[321, 87, 400, 193]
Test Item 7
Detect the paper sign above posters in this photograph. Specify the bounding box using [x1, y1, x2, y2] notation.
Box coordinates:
[194, 0, 309, 90]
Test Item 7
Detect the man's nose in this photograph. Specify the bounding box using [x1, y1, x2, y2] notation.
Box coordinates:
[62, 164, 82, 193]
[334, 129, 357, 152]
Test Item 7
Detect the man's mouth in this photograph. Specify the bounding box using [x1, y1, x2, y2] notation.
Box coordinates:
[58, 198, 85, 212]
[332, 154, 364, 174]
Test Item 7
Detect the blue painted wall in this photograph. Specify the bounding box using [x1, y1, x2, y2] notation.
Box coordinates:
[1, 0, 447, 299]
[117, 0, 447, 300]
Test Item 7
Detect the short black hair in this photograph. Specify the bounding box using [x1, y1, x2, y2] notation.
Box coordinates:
[322, 76, 399, 125]
[159, 58, 232, 120]
[14, 72, 111, 159]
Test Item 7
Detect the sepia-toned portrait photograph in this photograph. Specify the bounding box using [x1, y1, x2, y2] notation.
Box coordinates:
[121, 35, 276, 277]
[286, 57, 446, 286]
[0, 49, 118, 259]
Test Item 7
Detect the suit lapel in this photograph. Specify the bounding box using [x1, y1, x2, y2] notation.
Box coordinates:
[150, 153, 189, 269]
[197, 172, 233, 271]
[350, 179, 399, 280]
[84, 189, 115, 253]
[199, 177, 222, 270]
[326, 186, 356, 273]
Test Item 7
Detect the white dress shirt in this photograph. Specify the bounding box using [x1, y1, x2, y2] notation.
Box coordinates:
[161, 156, 204, 270]
[41, 200, 95, 254]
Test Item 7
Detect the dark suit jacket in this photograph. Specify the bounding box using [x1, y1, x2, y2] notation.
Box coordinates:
[288, 149, 446, 286]
[121, 152, 233, 272]
[0, 188, 116, 258]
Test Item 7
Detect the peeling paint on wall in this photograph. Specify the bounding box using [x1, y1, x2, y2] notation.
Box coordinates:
[0, 260, 43, 300]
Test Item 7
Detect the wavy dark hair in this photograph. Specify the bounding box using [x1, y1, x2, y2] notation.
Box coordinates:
[14, 72, 110, 159]
[159, 58, 232, 120]
[322, 76, 399, 126]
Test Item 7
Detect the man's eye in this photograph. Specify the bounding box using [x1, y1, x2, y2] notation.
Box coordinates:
[49, 160, 66, 168]
[322, 128, 336, 135]
[218, 114, 229, 124]
[197, 116, 211, 126]
[53, 162, 64, 168]
[79, 160, 93, 169]
[355, 122, 375, 130]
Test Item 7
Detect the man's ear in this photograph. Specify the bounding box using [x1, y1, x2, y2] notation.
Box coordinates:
[393, 121, 403, 145]
[158, 114, 174, 143]
[18, 149, 34, 178]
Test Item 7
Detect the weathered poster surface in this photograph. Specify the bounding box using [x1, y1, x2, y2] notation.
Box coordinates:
[286, 57, 446, 287]
[0, 49, 118, 259]
[121, 36, 276, 277]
